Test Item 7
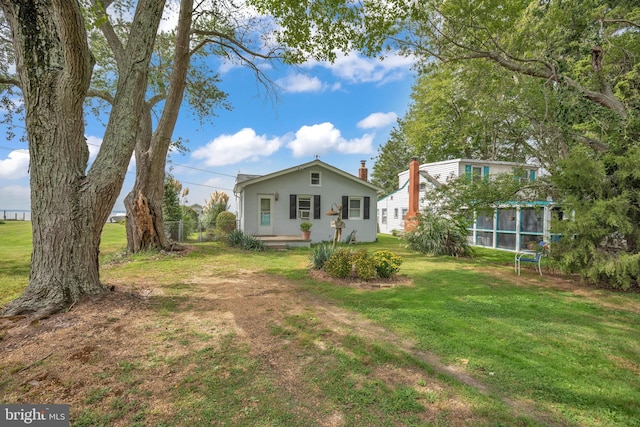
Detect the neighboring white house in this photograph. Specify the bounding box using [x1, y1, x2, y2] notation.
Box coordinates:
[377, 158, 556, 252]
[234, 159, 381, 243]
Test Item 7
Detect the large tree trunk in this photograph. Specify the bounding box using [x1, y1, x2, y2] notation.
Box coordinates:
[124, 105, 167, 252]
[124, 0, 193, 253]
[1, 0, 166, 316]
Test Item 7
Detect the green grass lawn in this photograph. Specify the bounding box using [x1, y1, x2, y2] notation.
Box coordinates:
[302, 237, 640, 427]
[1, 222, 639, 426]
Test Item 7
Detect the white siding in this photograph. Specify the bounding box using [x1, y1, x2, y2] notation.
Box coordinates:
[378, 159, 540, 238]
[239, 162, 379, 243]
[377, 182, 410, 234]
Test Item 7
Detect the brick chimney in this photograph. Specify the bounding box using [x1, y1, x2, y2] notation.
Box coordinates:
[358, 160, 368, 181]
[404, 157, 420, 231]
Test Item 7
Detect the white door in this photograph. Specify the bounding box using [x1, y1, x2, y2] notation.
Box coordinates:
[257, 195, 274, 235]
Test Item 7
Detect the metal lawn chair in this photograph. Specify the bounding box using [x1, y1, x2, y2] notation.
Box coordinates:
[515, 241, 548, 276]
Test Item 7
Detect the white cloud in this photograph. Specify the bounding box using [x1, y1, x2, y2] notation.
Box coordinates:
[287, 122, 374, 158]
[0, 149, 29, 180]
[305, 51, 414, 85]
[158, 0, 180, 33]
[86, 135, 102, 161]
[276, 74, 324, 93]
[191, 128, 282, 166]
[0, 184, 30, 210]
[357, 112, 398, 129]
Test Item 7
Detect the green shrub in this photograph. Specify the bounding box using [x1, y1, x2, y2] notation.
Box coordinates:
[227, 229, 244, 246]
[353, 250, 377, 281]
[372, 250, 403, 278]
[309, 243, 335, 270]
[323, 248, 354, 279]
[403, 211, 471, 257]
[216, 211, 237, 234]
[226, 230, 265, 251]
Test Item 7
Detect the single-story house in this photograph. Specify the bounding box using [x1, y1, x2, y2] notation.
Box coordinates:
[234, 159, 382, 243]
[377, 158, 558, 252]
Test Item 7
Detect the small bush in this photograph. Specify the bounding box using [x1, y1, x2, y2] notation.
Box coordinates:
[309, 243, 335, 270]
[403, 211, 471, 257]
[216, 211, 237, 234]
[353, 250, 377, 281]
[226, 230, 265, 251]
[323, 248, 354, 279]
[227, 229, 244, 246]
[372, 250, 403, 278]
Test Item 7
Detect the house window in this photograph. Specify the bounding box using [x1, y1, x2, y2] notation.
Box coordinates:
[419, 182, 427, 192]
[381, 209, 387, 224]
[466, 164, 490, 182]
[348, 197, 362, 219]
[310, 171, 321, 186]
[342, 195, 370, 220]
[401, 208, 408, 220]
[394, 208, 399, 219]
[472, 166, 482, 182]
[298, 196, 311, 219]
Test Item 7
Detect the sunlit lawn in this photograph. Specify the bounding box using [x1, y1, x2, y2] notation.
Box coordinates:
[1, 222, 639, 426]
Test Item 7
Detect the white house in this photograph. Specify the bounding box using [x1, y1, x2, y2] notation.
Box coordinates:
[234, 159, 381, 244]
[377, 158, 556, 252]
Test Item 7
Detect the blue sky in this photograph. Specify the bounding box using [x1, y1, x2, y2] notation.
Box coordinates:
[0, 23, 416, 215]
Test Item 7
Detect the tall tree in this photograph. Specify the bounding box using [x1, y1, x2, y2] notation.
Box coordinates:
[88, 0, 403, 253]
[371, 123, 416, 196]
[402, 61, 533, 163]
[388, 0, 640, 288]
[0, 0, 408, 314]
[0, 0, 165, 316]
[87, 0, 231, 253]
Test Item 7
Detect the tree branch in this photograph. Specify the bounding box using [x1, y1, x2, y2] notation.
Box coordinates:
[600, 18, 640, 30]
[86, 88, 114, 104]
[190, 29, 282, 60]
[90, 0, 126, 68]
[0, 76, 21, 87]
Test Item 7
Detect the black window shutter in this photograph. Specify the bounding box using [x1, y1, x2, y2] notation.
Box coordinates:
[342, 196, 349, 219]
[364, 196, 370, 220]
[289, 194, 297, 219]
[314, 195, 321, 219]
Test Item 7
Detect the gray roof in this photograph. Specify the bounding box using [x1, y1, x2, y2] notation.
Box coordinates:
[233, 159, 382, 193]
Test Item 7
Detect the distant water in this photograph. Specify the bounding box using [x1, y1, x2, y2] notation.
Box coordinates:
[1, 211, 126, 222]
[1, 210, 30, 221]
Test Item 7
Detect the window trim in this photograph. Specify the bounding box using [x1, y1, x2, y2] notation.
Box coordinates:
[348, 196, 363, 220]
[298, 195, 312, 219]
[310, 171, 321, 186]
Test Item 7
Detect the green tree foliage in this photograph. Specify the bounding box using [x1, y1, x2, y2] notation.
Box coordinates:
[162, 174, 183, 223]
[202, 190, 230, 228]
[371, 124, 417, 196]
[376, 0, 639, 288]
[402, 62, 533, 164]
